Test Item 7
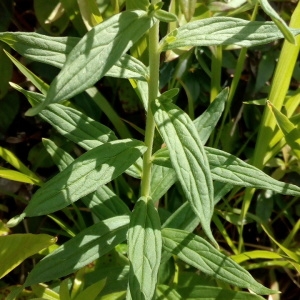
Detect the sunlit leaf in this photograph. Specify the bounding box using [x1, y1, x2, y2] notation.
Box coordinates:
[162, 228, 275, 295]
[127, 198, 161, 299]
[151, 97, 216, 245]
[0, 234, 57, 279]
[0, 146, 42, 185]
[43, 138, 130, 220]
[160, 18, 300, 50]
[178, 285, 266, 300]
[259, 0, 295, 43]
[24, 216, 129, 286]
[8, 139, 146, 226]
[27, 10, 156, 115]
[267, 100, 300, 159]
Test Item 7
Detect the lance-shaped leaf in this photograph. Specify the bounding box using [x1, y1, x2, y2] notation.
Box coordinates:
[0, 32, 149, 80]
[24, 216, 129, 286]
[194, 88, 228, 145]
[267, 100, 300, 159]
[127, 198, 162, 300]
[7, 139, 146, 227]
[27, 10, 156, 116]
[152, 146, 300, 196]
[151, 97, 216, 245]
[206, 146, 300, 196]
[259, 0, 295, 44]
[178, 286, 266, 300]
[43, 138, 130, 220]
[41, 103, 117, 149]
[162, 228, 275, 295]
[160, 17, 300, 51]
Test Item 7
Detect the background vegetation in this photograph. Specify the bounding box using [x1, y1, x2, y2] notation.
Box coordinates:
[0, 0, 300, 299]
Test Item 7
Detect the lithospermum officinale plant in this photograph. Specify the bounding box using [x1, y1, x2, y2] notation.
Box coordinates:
[2, 0, 300, 299]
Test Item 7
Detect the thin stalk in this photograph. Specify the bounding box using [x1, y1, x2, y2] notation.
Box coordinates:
[210, 45, 222, 103]
[238, 1, 300, 253]
[213, 2, 259, 148]
[140, 17, 160, 199]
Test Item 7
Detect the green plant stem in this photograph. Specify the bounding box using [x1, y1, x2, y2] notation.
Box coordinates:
[210, 45, 222, 103]
[140, 17, 160, 199]
[238, 1, 300, 253]
[213, 2, 259, 148]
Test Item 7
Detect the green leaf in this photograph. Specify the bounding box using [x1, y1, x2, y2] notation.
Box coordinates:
[178, 286, 266, 300]
[156, 285, 182, 299]
[160, 17, 300, 51]
[24, 216, 129, 286]
[7, 139, 146, 227]
[231, 250, 284, 264]
[0, 146, 43, 185]
[0, 167, 41, 186]
[162, 228, 275, 295]
[151, 99, 215, 244]
[179, 0, 196, 22]
[4, 50, 49, 95]
[34, 0, 69, 36]
[267, 100, 300, 159]
[77, 0, 103, 30]
[73, 278, 106, 300]
[43, 138, 130, 220]
[154, 9, 177, 23]
[259, 0, 295, 44]
[41, 103, 117, 148]
[0, 32, 149, 80]
[127, 198, 162, 300]
[152, 146, 300, 196]
[27, 10, 156, 116]
[0, 234, 57, 279]
[194, 88, 228, 144]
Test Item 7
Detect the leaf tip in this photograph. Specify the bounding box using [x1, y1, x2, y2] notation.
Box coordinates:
[7, 213, 26, 227]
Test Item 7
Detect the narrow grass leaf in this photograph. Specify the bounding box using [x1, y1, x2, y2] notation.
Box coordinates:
[0, 145, 42, 185]
[4, 50, 49, 95]
[160, 17, 300, 50]
[178, 286, 266, 300]
[43, 138, 130, 220]
[151, 98, 215, 245]
[27, 10, 156, 116]
[267, 100, 300, 159]
[231, 250, 285, 264]
[162, 228, 275, 295]
[259, 0, 295, 44]
[127, 198, 162, 300]
[7, 139, 146, 226]
[0, 234, 57, 279]
[0, 167, 40, 186]
[0, 32, 149, 80]
[24, 216, 129, 286]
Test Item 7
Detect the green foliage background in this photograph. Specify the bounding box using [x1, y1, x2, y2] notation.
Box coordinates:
[0, 0, 300, 299]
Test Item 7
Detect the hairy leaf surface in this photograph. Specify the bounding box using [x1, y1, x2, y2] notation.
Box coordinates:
[24, 216, 129, 286]
[8, 139, 146, 226]
[151, 98, 215, 245]
[127, 198, 161, 300]
[161, 17, 300, 50]
[162, 228, 275, 295]
[27, 10, 156, 115]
